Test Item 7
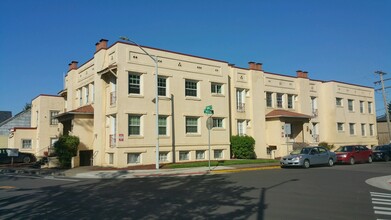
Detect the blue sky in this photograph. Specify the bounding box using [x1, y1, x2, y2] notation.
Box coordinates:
[0, 0, 390, 116]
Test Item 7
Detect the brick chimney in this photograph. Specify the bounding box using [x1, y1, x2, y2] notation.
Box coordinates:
[256, 63, 263, 71]
[95, 39, 108, 52]
[248, 62, 256, 70]
[296, 70, 308, 78]
[68, 61, 78, 71]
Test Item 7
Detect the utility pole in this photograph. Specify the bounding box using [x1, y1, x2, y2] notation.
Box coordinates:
[375, 71, 391, 143]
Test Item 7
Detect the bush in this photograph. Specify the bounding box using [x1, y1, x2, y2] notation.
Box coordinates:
[231, 135, 256, 159]
[53, 135, 80, 168]
[319, 141, 334, 150]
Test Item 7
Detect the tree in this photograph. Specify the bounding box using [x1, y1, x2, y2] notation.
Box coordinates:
[53, 135, 79, 168]
[231, 135, 256, 159]
[23, 103, 32, 111]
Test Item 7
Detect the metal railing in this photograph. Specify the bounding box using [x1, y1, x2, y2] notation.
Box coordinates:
[237, 103, 245, 112]
[312, 109, 318, 117]
[109, 134, 116, 147]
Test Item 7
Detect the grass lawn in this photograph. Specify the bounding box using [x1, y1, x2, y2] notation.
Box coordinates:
[162, 159, 279, 169]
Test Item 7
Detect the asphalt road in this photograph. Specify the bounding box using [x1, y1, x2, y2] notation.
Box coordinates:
[0, 162, 390, 220]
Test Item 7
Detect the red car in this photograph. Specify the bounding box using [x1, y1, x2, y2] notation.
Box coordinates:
[335, 145, 373, 165]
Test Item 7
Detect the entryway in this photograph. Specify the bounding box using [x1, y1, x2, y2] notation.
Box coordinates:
[79, 150, 93, 166]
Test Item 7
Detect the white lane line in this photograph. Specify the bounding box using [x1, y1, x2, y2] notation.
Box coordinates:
[371, 192, 391, 197]
[373, 201, 391, 206]
[374, 210, 391, 216]
[374, 206, 391, 211]
[373, 198, 391, 202]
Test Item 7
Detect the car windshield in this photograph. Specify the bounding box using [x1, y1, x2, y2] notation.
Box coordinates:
[291, 148, 311, 155]
[335, 146, 354, 152]
[374, 146, 387, 151]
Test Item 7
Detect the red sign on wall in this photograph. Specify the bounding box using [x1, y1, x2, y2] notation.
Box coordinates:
[119, 134, 124, 142]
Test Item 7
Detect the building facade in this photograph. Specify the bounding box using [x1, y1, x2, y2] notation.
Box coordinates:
[10, 38, 379, 167]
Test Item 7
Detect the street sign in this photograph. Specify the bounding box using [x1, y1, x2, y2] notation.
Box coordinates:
[204, 105, 214, 115]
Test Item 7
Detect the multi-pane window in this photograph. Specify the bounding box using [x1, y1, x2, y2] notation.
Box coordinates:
[311, 97, 318, 116]
[179, 151, 189, 161]
[337, 123, 344, 132]
[287, 94, 294, 109]
[336, 98, 343, 106]
[128, 73, 141, 94]
[196, 150, 205, 160]
[186, 117, 198, 133]
[277, 93, 283, 108]
[158, 77, 167, 96]
[211, 83, 222, 94]
[128, 115, 141, 135]
[158, 116, 167, 135]
[236, 89, 246, 112]
[349, 123, 355, 135]
[361, 124, 366, 136]
[50, 111, 59, 125]
[127, 153, 140, 164]
[237, 120, 246, 136]
[369, 124, 374, 136]
[84, 86, 89, 104]
[360, 101, 364, 113]
[185, 80, 198, 97]
[159, 152, 168, 162]
[108, 153, 114, 164]
[213, 118, 223, 128]
[214, 150, 223, 159]
[266, 92, 273, 107]
[348, 99, 354, 111]
[78, 89, 82, 106]
[22, 139, 32, 149]
[368, 102, 373, 114]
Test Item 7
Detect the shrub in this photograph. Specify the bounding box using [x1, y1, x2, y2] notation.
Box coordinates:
[231, 135, 256, 159]
[319, 141, 334, 150]
[53, 135, 80, 168]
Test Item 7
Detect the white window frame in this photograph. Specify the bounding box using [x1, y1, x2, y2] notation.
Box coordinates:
[211, 83, 223, 95]
[127, 153, 141, 164]
[179, 151, 189, 161]
[361, 123, 366, 136]
[287, 94, 294, 109]
[158, 76, 167, 97]
[50, 111, 59, 125]
[360, 101, 364, 113]
[108, 153, 114, 165]
[159, 152, 169, 162]
[237, 120, 246, 136]
[369, 124, 374, 136]
[266, 92, 273, 108]
[196, 150, 205, 160]
[277, 93, 283, 108]
[185, 117, 199, 134]
[214, 149, 223, 159]
[128, 72, 141, 95]
[185, 79, 198, 97]
[158, 116, 168, 136]
[348, 99, 354, 111]
[337, 123, 344, 132]
[212, 118, 224, 128]
[368, 102, 373, 114]
[128, 115, 142, 136]
[336, 98, 343, 107]
[349, 123, 355, 135]
[22, 139, 32, 149]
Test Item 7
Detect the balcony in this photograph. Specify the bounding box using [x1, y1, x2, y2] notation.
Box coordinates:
[237, 103, 245, 112]
[109, 134, 116, 148]
[312, 134, 319, 142]
[110, 91, 116, 107]
[312, 109, 318, 117]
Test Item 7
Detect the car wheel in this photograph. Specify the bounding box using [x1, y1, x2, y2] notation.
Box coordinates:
[368, 156, 373, 163]
[303, 160, 310, 169]
[349, 157, 355, 165]
[328, 158, 334, 167]
[23, 156, 31, 163]
[384, 155, 390, 162]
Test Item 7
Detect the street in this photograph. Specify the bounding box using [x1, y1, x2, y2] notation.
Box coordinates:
[0, 162, 390, 220]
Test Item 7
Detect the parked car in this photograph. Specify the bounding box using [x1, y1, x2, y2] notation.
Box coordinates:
[280, 146, 336, 168]
[334, 145, 372, 165]
[372, 144, 391, 162]
[0, 148, 36, 164]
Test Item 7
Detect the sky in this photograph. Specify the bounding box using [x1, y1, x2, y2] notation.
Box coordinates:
[0, 0, 390, 116]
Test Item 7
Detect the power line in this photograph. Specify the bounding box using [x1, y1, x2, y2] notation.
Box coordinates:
[374, 71, 391, 142]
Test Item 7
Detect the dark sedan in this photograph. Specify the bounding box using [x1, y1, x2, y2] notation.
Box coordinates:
[372, 144, 391, 162]
[0, 148, 36, 164]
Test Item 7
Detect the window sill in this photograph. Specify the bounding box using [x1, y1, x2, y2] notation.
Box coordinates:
[211, 94, 225, 97]
[128, 136, 144, 139]
[186, 134, 201, 137]
[128, 94, 144, 98]
[185, 97, 201, 101]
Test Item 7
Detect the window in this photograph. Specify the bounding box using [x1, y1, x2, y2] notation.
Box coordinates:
[127, 153, 140, 164]
[158, 77, 167, 96]
[211, 83, 222, 94]
[196, 150, 205, 160]
[237, 120, 246, 136]
[267, 146, 277, 155]
[337, 123, 344, 132]
[349, 123, 355, 135]
[159, 152, 169, 162]
[22, 139, 32, 149]
[50, 138, 58, 147]
[128, 115, 141, 135]
[266, 92, 273, 107]
[158, 116, 167, 135]
[128, 73, 141, 94]
[360, 101, 364, 113]
[311, 97, 318, 116]
[179, 151, 189, 161]
[185, 80, 198, 97]
[336, 98, 343, 107]
[91, 83, 95, 103]
[277, 93, 283, 108]
[212, 118, 223, 128]
[108, 153, 114, 165]
[361, 124, 366, 136]
[50, 111, 59, 125]
[236, 89, 246, 112]
[78, 89, 82, 106]
[84, 86, 89, 104]
[214, 150, 223, 159]
[287, 94, 294, 109]
[369, 124, 374, 136]
[368, 102, 373, 114]
[348, 99, 354, 111]
[186, 117, 199, 134]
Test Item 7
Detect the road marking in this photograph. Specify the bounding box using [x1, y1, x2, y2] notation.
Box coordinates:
[2, 174, 79, 182]
[0, 186, 16, 189]
[211, 166, 281, 174]
[374, 206, 391, 211]
[371, 192, 391, 218]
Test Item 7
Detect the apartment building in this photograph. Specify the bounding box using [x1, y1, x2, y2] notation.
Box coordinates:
[8, 95, 64, 156]
[9, 38, 377, 167]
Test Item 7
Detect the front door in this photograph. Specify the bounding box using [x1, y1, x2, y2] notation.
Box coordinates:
[79, 150, 93, 166]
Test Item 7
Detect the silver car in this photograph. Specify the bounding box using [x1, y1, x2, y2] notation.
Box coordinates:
[280, 146, 336, 168]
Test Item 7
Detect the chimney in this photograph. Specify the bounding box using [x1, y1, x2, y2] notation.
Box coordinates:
[68, 61, 78, 71]
[296, 70, 308, 78]
[248, 61, 257, 70]
[256, 63, 263, 71]
[95, 39, 108, 52]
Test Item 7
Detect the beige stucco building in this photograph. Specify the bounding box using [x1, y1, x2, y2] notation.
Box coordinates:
[9, 38, 379, 167]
